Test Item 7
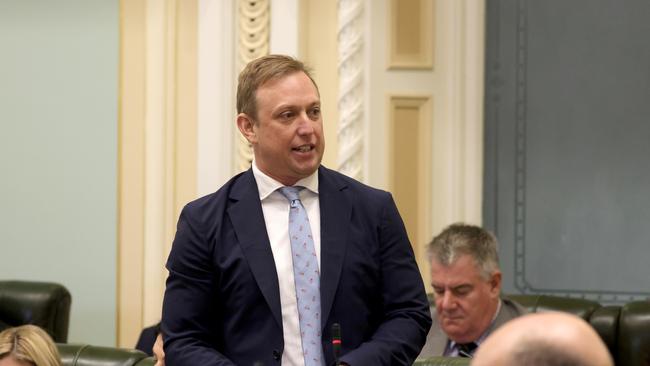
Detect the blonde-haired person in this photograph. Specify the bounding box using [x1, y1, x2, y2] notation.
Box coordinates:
[0, 325, 61, 366]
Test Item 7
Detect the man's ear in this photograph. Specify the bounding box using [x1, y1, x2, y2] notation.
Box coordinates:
[236, 113, 257, 144]
[490, 271, 502, 297]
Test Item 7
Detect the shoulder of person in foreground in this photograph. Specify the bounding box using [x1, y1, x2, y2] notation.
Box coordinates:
[472, 312, 613, 366]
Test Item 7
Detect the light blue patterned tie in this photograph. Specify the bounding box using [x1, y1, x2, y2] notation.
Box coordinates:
[278, 186, 324, 366]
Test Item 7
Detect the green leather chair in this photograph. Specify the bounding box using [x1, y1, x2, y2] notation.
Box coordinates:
[58, 344, 155, 366]
[507, 294, 601, 320]
[617, 301, 650, 366]
[0, 280, 71, 342]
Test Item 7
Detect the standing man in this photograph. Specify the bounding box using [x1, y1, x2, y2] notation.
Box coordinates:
[419, 223, 526, 358]
[162, 55, 431, 365]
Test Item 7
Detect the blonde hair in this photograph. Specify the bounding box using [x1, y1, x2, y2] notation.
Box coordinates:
[0, 325, 61, 366]
[236, 54, 318, 120]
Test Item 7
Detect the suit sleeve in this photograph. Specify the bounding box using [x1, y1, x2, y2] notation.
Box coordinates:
[340, 193, 432, 365]
[162, 205, 236, 366]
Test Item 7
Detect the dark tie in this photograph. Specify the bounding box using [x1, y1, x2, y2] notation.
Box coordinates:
[458, 342, 478, 358]
[278, 186, 324, 366]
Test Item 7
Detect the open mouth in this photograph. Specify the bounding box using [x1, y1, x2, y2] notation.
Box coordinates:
[293, 145, 314, 153]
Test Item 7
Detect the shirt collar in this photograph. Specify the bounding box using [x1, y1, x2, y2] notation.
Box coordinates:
[252, 160, 319, 200]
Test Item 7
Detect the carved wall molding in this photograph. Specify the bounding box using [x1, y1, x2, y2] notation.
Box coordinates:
[236, 0, 269, 171]
[337, 0, 364, 180]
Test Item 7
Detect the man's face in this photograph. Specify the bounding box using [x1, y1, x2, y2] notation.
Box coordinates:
[238, 71, 324, 186]
[430, 254, 501, 343]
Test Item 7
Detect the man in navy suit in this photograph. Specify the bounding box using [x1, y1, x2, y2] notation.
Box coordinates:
[161, 55, 431, 366]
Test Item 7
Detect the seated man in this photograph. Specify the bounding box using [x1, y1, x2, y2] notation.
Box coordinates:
[419, 223, 526, 358]
[472, 312, 613, 366]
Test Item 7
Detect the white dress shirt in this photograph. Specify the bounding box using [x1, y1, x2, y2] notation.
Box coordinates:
[252, 161, 321, 366]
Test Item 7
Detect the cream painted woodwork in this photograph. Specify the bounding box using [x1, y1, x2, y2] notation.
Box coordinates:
[388, 0, 434, 69]
[388, 96, 433, 270]
[197, 0, 236, 196]
[118, 0, 198, 347]
[368, 0, 485, 288]
[298, 0, 340, 169]
[270, 0, 300, 56]
[118, 0, 146, 348]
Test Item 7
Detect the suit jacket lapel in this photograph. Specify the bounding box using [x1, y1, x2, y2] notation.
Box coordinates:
[227, 169, 282, 329]
[318, 167, 351, 330]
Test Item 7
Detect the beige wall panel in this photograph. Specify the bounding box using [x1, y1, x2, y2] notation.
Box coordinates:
[389, 0, 434, 69]
[118, 0, 146, 347]
[118, 0, 199, 347]
[388, 95, 432, 288]
[368, 0, 484, 292]
[299, 0, 339, 168]
[395, 0, 421, 55]
[174, 0, 198, 239]
[141, 0, 174, 336]
[430, 0, 484, 232]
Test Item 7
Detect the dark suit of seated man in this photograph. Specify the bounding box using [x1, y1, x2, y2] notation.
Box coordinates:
[161, 54, 432, 366]
[418, 224, 526, 358]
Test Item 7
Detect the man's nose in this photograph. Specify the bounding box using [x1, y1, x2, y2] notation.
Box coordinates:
[296, 112, 315, 135]
[440, 291, 456, 310]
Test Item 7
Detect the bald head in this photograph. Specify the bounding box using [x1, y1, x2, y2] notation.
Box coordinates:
[472, 312, 613, 366]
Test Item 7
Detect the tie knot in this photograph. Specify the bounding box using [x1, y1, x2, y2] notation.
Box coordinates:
[278, 186, 303, 203]
[458, 342, 478, 358]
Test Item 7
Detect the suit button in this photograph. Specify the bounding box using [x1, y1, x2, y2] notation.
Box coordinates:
[272, 349, 281, 361]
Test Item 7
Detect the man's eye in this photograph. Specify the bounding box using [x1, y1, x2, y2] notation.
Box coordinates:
[433, 288, 444, 295]
[280, 111, 294, 120]
[309, 108, 321, 119]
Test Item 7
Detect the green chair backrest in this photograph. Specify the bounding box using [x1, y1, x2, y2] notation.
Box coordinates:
[58, 344, 154, 366]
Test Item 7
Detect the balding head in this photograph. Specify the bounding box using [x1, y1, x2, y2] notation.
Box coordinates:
[472, 312, 613, 366]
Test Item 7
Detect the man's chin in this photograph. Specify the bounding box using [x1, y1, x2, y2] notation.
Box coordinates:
[446, 331, 474, 344]
[441, 323, 470, 341]
[291, 159, 321, 175]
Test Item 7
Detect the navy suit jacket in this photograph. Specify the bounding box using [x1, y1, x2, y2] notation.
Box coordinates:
[162, 166, 431, 365]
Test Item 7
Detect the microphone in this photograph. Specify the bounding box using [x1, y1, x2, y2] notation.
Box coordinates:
[331, 323, 341, 365]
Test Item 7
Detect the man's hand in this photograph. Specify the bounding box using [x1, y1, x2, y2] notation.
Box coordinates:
[153, 333, 165, 366]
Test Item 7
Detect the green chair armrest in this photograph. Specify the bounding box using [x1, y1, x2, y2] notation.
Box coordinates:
[414, 357, 471, 366]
